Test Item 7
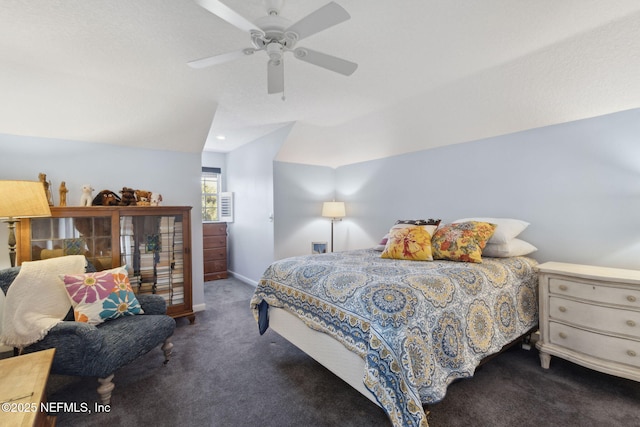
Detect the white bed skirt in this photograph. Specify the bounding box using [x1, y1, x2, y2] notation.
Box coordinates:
[268, 306, 380, 406]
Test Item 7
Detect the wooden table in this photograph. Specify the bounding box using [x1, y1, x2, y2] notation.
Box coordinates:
[0, 349, 56, 427]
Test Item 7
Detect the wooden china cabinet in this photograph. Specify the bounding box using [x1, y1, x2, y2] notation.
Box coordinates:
[17, 206, 195, 323]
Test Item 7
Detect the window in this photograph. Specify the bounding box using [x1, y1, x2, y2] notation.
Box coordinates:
[201, 167, 221, 221]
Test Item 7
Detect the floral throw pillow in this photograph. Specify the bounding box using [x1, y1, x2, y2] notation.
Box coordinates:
[374, 219, 440, 252]
[381, 226, 434, 261]
[431, 221, 497, 263]
[61, 266, 143, 325]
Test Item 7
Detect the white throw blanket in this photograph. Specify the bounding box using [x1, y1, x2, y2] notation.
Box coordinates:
[0, 255, 86, 349]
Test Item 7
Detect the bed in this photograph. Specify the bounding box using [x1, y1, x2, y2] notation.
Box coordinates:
[250, 248, 538, 427]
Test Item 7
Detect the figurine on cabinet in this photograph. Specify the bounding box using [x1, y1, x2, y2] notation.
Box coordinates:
[39, 172, 54, 206]
[92, 190, 121, 206]
[150, 193, 163, 206]
[135, 190, 152, 206]
[59, 181, 69, 207]
[119, 187, 137, 206]
[80, 184, 94, 207]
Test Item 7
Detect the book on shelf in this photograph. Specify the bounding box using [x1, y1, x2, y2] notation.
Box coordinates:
[159, 216, 176, 232]
[115, 214, 189, 307]
[156, 285, 170, 294]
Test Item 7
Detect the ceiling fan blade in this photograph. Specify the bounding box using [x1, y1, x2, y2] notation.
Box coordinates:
[293, 48, 357, 76]
[284, 2, 350, 42]
[195, 0, 265, 35]
[188, 49, 253, 69]
[267, 60, 284, 94]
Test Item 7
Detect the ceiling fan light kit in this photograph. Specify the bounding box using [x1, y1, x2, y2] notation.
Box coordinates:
[266, 42, 283, 63]
[189, 0, 358, 95]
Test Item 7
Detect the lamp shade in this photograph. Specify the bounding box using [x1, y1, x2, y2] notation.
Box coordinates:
[322, 201, 346, 219]
[0, 180, 52, 219]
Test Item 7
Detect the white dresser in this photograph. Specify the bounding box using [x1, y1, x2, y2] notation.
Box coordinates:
[536, 262, 640, 382]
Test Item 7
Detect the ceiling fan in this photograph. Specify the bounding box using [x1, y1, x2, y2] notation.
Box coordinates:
[189, 0, 358, 95]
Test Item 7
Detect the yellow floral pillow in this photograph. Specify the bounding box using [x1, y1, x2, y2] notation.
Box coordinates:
[431, 221, 497, 263]
[381, 226, 434, 261]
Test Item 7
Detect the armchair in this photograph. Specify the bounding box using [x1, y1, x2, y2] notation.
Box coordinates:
[0, 266, 176, 404]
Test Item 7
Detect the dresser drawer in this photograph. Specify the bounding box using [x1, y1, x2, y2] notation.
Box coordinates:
[204, 247, 226, 260]
[549, 322, 640, 368]
[203, 223, 227, 236]
[204, 259, 227, 274]
[549, 277, 640, 308]
[203, 235, 226, 248]
[550, 296, 640, 338]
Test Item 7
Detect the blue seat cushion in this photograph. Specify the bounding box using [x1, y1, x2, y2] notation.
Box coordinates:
[23, 314, 176, 377]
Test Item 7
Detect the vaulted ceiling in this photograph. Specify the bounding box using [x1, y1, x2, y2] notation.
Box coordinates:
[1, 1, 639, 168]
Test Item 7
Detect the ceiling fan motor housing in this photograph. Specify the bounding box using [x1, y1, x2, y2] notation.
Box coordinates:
[252, 14, 298, 52]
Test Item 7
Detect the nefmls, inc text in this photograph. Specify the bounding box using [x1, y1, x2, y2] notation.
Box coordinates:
[41, 401, 111, 414]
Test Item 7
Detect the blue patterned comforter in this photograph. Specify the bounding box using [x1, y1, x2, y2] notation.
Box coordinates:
[250, 249, 538, 427]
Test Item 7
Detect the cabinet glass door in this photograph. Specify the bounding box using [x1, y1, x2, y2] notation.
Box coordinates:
[120, 214, 185, 306]
[29, 216, 113, 271]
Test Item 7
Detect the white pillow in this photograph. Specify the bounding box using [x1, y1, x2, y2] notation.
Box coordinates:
[453, 217, 529, 244]
[482, 238, 537, 257]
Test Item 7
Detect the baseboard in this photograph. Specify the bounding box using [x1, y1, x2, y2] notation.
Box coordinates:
[193, 303, 206, 312]
[228, 270, 258, 287]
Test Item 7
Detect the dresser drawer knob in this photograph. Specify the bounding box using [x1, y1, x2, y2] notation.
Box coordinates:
[627, 295, 637, 303]
[558, 285, 568, 291]
[558, 332, 567, 339]
[627, 350, 637, 358]
[627, 320, 637, 327]
[558, 306, 567, 313]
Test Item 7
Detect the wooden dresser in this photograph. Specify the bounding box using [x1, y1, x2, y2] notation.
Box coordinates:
[203, 222, 228, 281]
[536, 262, 640, 382]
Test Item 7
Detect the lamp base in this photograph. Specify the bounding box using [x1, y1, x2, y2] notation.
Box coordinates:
[330, 221, 334, 253]
[3, 217, 19, 268]
[329, 217, 343, 253]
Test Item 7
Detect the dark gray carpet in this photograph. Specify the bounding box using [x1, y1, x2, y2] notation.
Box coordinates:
[41, 278, 639, 427]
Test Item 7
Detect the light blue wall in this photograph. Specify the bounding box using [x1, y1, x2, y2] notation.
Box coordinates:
[225, 125, 291, 284]
[201, 151, 227, 192]
[7, 106, 637, 299]
[273, 161, 335, 260]
[225, 107, 640, 284]
[0, 134, 206, 310]
[334, 108, 640, 269]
